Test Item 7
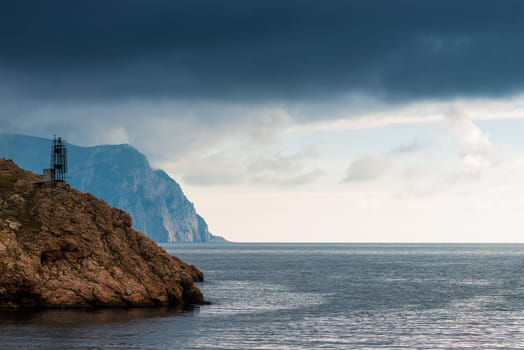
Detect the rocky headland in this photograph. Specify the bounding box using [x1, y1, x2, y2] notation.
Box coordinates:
[0, 159, 205, 308]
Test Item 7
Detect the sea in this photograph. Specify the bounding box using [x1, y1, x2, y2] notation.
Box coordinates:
[1, 243, 524, 349]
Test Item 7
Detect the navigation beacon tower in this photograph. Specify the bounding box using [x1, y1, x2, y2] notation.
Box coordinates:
[44, 136, 67, 183]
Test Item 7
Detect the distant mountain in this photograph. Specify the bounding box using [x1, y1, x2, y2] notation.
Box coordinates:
[0, 134, 226, 243]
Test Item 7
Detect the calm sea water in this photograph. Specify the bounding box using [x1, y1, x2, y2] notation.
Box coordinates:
[2, 243, 524, 349]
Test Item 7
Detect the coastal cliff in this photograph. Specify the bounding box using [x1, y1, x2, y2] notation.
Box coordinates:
[0, 134, 225, 243]
[0, 159, 205, 308]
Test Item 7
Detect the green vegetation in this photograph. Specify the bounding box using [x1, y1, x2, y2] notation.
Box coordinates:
[0, 176, 17, 193]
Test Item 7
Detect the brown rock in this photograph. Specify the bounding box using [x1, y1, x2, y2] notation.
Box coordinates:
[0, 159, 206, 308]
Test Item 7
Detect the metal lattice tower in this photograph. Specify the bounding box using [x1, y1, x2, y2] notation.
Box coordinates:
[50, 136, 67, 182]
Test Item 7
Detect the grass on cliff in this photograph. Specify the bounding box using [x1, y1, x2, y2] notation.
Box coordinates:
[0, 174, 42, 235]
[0, 175, 18, 194]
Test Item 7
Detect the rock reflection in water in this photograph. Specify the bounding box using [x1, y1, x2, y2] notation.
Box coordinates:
[0, 305, 197, 325]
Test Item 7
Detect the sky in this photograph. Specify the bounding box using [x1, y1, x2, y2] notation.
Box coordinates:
[2, 0, 524, 242]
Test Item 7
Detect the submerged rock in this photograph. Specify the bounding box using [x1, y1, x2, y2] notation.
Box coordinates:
[0, 159, 205, 308]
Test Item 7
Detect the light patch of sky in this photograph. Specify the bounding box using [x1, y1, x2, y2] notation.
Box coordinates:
[183, 184, 524, 242]
[476, 119, 524, 151]
[180, 115, 524, 242]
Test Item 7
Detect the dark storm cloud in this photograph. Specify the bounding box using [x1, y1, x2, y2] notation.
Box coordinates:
[1, 0, 524, 102]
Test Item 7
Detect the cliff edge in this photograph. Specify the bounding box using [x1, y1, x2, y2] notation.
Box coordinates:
[0, 159, 205, 308]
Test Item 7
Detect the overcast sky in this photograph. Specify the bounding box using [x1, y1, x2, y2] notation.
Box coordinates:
[2, 1, 524, 242]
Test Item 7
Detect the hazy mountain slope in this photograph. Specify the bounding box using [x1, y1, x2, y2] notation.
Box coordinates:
[0, 134, 224, 243]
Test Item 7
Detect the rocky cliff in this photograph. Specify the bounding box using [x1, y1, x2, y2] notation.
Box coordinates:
[0, 159, 205, 308]
[0, 134, 225, 243]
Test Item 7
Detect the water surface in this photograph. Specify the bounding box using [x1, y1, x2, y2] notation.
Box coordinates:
[2, 243, 524, 349]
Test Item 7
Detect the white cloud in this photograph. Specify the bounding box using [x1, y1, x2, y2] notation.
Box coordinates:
[444, 108, 504, 178]
[342, 154, 391, 182]
[388, 140, 424, 155]
[173, 152, 244, 186]
[171, 145, 324, 187]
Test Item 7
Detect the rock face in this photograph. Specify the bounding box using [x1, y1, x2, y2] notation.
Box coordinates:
[0, 159, 205, 308]
[0, 134, 226, 243]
